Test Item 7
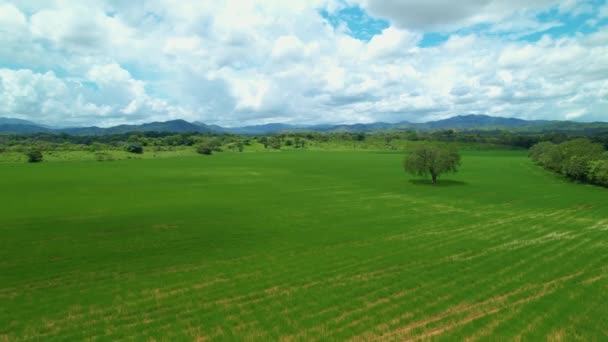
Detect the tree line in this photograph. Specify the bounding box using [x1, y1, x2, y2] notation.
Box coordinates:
[1, 129, 607, 152]
[529, 138, 608, 187]
[2, 129, 608, 165]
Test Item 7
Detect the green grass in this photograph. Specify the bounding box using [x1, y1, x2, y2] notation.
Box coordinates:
[1, 150, 606, 340]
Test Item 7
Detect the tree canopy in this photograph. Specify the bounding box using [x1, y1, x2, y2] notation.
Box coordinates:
[529, 138, 608, 187]
[403, 143, 461, 184]
[26, 150, 43, 163]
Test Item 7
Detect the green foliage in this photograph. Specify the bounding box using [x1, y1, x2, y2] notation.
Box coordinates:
[529, 141, 562, 171]
[2, 128, 608, 163]
[403, 143, 460, 183]
[258, 136, 269, 148]
[589, 160, 608, 186]
[196, 137, 222, 155]
[125, 143, 144, 154]
[209, 139, 223, 152]
[269, 136, 281, 149]
[25, 150, 43, 163]
[353, 132, 366, 141]
[529, 138, 607, 186]
[196, 145, 213, 155]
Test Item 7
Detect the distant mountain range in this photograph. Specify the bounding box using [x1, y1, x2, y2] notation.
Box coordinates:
[0, 115, 607, 135]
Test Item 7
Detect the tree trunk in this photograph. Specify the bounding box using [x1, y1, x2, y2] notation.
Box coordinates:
[431, 174, 437, 184]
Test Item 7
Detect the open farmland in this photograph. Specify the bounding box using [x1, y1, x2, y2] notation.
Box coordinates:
[1, 150, 607, 340]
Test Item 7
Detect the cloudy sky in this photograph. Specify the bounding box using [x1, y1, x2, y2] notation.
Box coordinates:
[0, 0, 607, 127]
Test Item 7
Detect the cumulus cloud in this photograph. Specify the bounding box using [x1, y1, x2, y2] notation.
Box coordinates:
[0, 0, 606, 126]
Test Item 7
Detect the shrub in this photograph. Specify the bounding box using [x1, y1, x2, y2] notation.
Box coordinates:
[26, 150, 43, 163]
[196, 145, 213, 155]
[125, 143, 144, 154]
[269, 137, 281, 149]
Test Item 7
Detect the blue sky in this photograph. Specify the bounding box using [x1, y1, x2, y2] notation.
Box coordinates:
[325, 1, 608, 46]
[0, 0, 607, 126]
[320, 6, 389, 41]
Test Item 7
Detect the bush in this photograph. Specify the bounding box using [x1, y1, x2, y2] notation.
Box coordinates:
[196, 145, 213, 155]
[125, 143, 144, 154]
[196, 138, 222, 153]
[26, 150, 43, 163]
[269, 137, 281, 150]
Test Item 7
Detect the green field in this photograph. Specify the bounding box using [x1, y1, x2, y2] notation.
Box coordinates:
[1, 150, 607, 340]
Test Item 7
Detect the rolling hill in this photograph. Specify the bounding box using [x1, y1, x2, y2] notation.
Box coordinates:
[1, 115, 606, 135]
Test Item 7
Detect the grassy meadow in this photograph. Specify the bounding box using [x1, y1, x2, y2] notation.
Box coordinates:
[1, 150, 607, 340]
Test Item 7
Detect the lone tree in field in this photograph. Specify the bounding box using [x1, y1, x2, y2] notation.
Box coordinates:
[26, 150, 43, 163]
[125, 143, 144, 154]
[403, 143, 460, 184]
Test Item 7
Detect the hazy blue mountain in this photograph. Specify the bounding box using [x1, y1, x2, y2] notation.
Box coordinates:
[0, 117, 54, 133]
[194, 122, 229, 133]
[225, 123, 301, 135]
[0, 123, 53, 134]
[0, 117, 41, 126]
[59, 120, 213, 135]
[421, 114, 548, 129]
[56, 126, 106, 135]
[1, 115, 607, 135]
[307, 122, 405, 132]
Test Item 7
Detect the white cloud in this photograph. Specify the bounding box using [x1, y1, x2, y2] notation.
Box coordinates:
[0, 68, 111, 125]
[0, 2, 26, 28]
[0, 0, 606, 126]
[365, 27, 420, 59]
[29, 4, 135, 53]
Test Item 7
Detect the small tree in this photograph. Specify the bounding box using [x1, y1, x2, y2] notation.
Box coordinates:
[403, 143, 460, 184]
[269, 137, 281, 150]
[125, 143, 144, 154]
[26, 150, 43, 163]
[259, 137, 269, 148]
[196, 144, 213, 155]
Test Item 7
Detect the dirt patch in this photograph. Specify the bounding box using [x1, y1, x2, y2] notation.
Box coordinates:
[547, 329, 567, 341]
[582, 275, 606, 285]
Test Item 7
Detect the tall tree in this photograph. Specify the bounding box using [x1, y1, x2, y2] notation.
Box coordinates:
[403, 143, 461, 184]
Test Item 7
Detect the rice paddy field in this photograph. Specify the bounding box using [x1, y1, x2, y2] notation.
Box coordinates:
[1, 150, 607, 340]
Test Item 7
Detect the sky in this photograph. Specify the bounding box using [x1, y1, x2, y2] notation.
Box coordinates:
[0, 0, 607, 127]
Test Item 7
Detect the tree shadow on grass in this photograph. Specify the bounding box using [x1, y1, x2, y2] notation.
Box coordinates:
[409, 179, 468, 187]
